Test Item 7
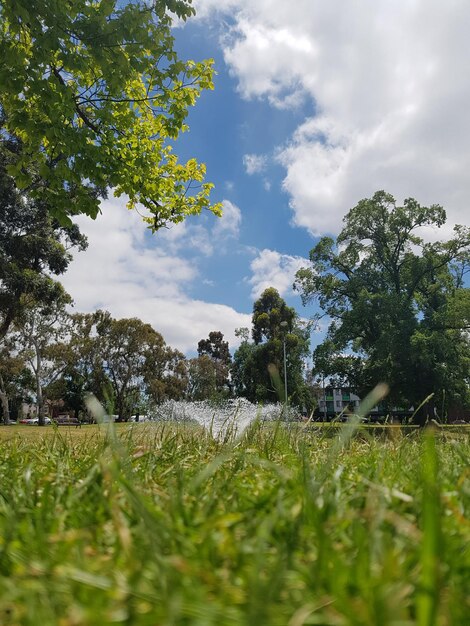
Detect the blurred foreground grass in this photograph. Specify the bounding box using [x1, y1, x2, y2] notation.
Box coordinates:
[0, 422, 468, 625]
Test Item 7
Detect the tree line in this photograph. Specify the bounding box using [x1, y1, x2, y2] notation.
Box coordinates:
[1, 123, 469, 424]
[2, 139, 469, 425]
[0, 292, 316, 425]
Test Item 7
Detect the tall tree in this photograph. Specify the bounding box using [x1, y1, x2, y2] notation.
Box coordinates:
[55, 312, 109, 420]
[0, 140, 87, 341]
[197, 331, 232, 395]
[295, 191, 470, 423]
[0, 0, 220, 228]
[15, 296, 74, 425]
[252, 288, 297, 344]
[231, 332, 261, 403]
[186, 355, 221, 401]
[95, 313, 158, 419]
[144, 342, 187, 403]
[95, 312, 186, 419]
[232, 288, 311, 407]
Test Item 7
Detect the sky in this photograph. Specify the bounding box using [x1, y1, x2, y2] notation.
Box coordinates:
[62, 0, 470, 356]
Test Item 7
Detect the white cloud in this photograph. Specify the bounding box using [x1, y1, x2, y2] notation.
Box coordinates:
[248, 249, 308, 299]
[157, 199, 241, 255]
[196, 0, 470, 234]
[158, 220, 214, 257]
[213, 199, 242, 238]
[243, 153, 268, 175]
[224, 18, 314, 109]
[62, 197, 250, 353]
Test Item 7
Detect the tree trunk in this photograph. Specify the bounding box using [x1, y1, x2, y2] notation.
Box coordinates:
[33, 340, 47, 426]
[413, 399, 435, 427]
[0, 372, 10, 425]
[36, 384, 45, 425]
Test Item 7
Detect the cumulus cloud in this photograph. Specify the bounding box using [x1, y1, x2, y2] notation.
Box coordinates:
[196, 0, 470, 234]
[247, 249, 308, 299]
[61, 197, 250, 353]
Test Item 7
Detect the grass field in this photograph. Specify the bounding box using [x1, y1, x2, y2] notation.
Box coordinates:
[0, 422, 468, 625]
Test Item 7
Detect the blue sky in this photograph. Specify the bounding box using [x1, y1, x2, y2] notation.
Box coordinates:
[62, 0, 470, 356]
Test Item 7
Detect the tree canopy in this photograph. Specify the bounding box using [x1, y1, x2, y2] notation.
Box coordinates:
[94, 311, 187, 418]
[15, 296, 74, 425]
[295, 191, 470, 422]
[0, 139, 87, 341]
[232, 288, 311, 408]
[197, 331, 231, 396]
[0, 0, 221, 228]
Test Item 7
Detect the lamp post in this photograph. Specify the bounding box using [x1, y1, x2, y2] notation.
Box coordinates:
[280, 321, 288, 415]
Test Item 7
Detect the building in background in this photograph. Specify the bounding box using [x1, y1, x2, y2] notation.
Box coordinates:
[316, 387, 416, 422]
[317, 388, 360, 420]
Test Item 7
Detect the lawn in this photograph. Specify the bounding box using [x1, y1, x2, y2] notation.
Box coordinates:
[0, 422, 468, 625]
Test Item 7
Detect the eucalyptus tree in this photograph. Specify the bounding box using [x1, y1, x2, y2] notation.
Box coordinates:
[95, 312, 187, 419]
[144, 337, 187, 404]
[15, 296, 74, 425]
[232, 288, 311, 407]
[0, 0, 220, 229]
[55, 312, 110, 420]
[197, 331, 232, 396]
[186, 355, 220, 401]
[295, 190, 470, 422]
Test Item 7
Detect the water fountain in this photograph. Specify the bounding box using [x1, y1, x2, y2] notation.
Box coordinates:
[149, 398, 297, 439]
